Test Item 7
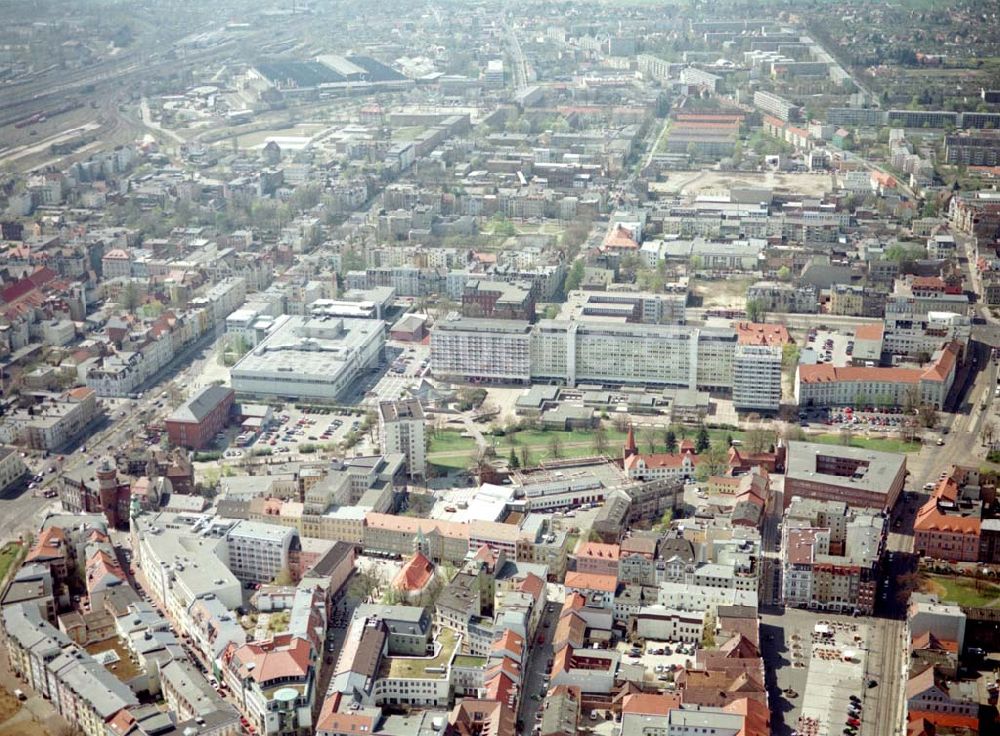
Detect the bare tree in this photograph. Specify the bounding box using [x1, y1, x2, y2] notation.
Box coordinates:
[641, 427, 658, 454]
[744, 428, 774, 454]
[984, 422, 997, 448]
[917, 404, 938, 429]
[548, 433, 563, 459]
[592, 426, 608, 455]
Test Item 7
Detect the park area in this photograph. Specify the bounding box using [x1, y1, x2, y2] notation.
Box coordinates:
[427, 424, 754, 474]
[921, 573, 1000, 609]
[426, 423, 923, 476]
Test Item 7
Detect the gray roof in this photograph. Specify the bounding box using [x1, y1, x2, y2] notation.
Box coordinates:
[785, 441, 906, 495]
[167, 385, 234, 424]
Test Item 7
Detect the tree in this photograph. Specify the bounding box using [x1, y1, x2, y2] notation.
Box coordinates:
[564, 259, 586, 292]
[592, 427, 608, 455]
[654, 508, 673, 531]
[983, 422, 996, 448]
[664, 429, 677, 454]
[641, 427, 658, 454]
[548, 433, 563, 458]
[520, 446, 530, 469]
[122, 280, 139, 312]
[695, 425, 710, 453]
[695, 445, 728, 481]
[508, 448, 520, 469]
[349, 567, 387, 604]
[744, 429, 774, 454]
[776, 265, 791, 281]
[917, 404, 937, 429]
[272, 565, 295, 586]
[745, 298, 767, 323]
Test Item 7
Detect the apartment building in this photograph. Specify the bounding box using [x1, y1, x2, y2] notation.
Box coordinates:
[221, 635, 315, 736]
[0, 446, 27, 494]
[530, 319, 737, 392]
[746, 281, 818, 314]
[828, 284, 886, 318]
[131, 512, 243, 626]
[732, 343, 782, 412]
[914, 470, 983, 563]
[0, 387, 100, 451]
[364, 513, 470, 563]
[753, 90, 801, 122]
[431, 318, 533, 384]
[3, 603, 140, 736]
[378, 399, 426, 478]
[883, 301, 970, 359]
[225, 521, 299, 585]
[781, 501, 884, 614]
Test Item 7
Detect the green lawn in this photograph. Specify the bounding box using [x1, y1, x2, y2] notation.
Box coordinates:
[428, 430, 478, 454]
[811, 433, 922, 454]
[922, 574, 1000, 608]
[428, 425, 754, 474]
[0, 543, 23, 584]
[384, 627, 458, 679]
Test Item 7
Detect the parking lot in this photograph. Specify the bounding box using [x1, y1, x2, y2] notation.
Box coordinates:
[210, 402, 372, 468]
[360, 341, 431, 406]
[804, 328, 855, 368]
[618, 638, 700, 685]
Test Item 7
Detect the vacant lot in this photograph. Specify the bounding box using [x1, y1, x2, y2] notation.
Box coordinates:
[649, 169, 834, 198]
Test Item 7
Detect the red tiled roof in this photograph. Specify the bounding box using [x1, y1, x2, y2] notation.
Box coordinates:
[393, 551, 435, 592]
[564, 571, 617, 593]
[736, 322, 791, 346]
[576, 542, 621, 561]
[622, 693, 682, 716]
[227, 635, 312, 684]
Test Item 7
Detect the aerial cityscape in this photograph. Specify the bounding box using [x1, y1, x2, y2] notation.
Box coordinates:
[0, 1, 999, 736]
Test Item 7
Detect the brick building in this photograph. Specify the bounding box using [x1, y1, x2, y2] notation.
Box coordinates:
[165, 386, 235, 450]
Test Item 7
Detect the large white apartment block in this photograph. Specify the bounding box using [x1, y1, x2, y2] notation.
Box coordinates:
[225, 520, 298, 584]
[754, 90, 801, 121]
[378, 399, 426, 478]
[732, 343, 782, 412]
[530, 320, 736, 391]
[431, 317, 533, 383]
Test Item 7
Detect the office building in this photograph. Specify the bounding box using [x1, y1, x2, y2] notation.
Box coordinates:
[783, 441, 906, 512]
[795, 342, 959, 410]
[165, 385, 235, 450]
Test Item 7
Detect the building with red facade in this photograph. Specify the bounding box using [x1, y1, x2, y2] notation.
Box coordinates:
[165, 386, 235, 450]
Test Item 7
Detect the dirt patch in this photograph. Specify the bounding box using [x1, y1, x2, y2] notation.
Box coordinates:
[0, 688, 19, 722]
[650, 170, 834, 198]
